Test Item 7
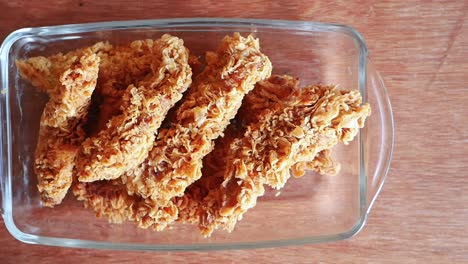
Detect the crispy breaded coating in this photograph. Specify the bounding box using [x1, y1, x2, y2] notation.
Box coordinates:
[20, 30, 372, 237]
[177, 76, 299, 223]
[195, 85, 370, 236]
[240, 75, 342, 178]
[93, 55, 202, 134]
[75, 35, 192, 182]
[73, 35, 192, 231]
[73, 180, 178, 230]
[74, 180, 132, 224]
[92, 39, 176, 133]
[122, 33, 272, 206]
[291, 149, 341, 177]
[16, 42, 109, 95]
[175, 124, 241, 224]
[177, 76, 339, 226]
[73, 33, 271, 231]
[17, 49, 100, 206]
[238, 75, 300, 125]
[95, 39, 162, 98]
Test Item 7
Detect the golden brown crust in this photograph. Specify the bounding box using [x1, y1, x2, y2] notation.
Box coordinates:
[73, 180, 178, 230]
[19, 33, 370, 237]
[176, 76, 299, 224]
[121, 33, 272, 209]
[87, 40, 161, 134]
[241, 76, 342, 178]
[193, 84, 370, 236]
[16, 42, 110, 95]
[91, 40, 176, 134]
[177, 76, 337, 228]
[94, 39, 161, 98]
[75, 35, 192, 182]
[78, 33, 271, 231]
[238, 75, 300, 125]
[73, 35, 192, 231]
[73, 33, 273, 231]
[19, 49, 100, 206]
[175, 123, 241, 224]
[291, 149, 341, 177]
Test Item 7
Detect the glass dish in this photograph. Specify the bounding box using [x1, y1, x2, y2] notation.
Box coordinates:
[0, 18, 394, 251]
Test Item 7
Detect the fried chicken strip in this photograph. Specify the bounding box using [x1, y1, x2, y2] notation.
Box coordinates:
[74, 35, 192, 229]
[17, 48, 100, 206]
[94, 55, 203, 134]
[176, 123, 242, 224]
[93, 39, 169, 132]
[196, 85, 370, 236]
[240, 75, 342, 177]
[95, 39, 169, 98]
[74, 33, 271, 231]
[238, 75, 344, 179]
[177, 75, 299, 223]
[16, 43, 108, 95]
[122, 32, 272, 204]
[290, 149, 341, 177]
[73, 180, 178, 228]
[75, 35, 192, 182]
[176, 75, 340, 225]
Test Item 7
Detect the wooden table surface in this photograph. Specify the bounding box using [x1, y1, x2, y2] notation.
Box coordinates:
[1, 0, 467, 263]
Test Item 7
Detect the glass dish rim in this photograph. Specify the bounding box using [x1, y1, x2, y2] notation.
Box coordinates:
[0, 17, 381, 251]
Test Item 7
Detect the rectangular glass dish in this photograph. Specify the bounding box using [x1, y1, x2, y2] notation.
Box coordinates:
[0, 18, 393, 250]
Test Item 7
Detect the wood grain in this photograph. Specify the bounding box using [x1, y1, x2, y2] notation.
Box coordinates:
[1, 0, 468, 263]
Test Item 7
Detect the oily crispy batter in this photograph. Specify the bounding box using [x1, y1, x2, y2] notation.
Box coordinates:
[16, 42, 109, 95]
[121, 33, 272, 204]
[290, 149, 341, 177]
[74, 35, 192, 231]
[194, 85, 370, 236]
[93, 39, 165, 132]
[94, 55, 202, 133]
[74, 33, 272, 231]
[177, 76, 299, 223]
[73, 180, 178, 230]
[17, 48, 100, 206]
[175, 123, 241, 224]
[237, 75, 300, 125]
[240, 76, 342, 177]
[87, 39, 176, 134]
[240, 75, 342, 177]
[176, 75, 339, 225]
[75, 35, 192, 182]
[95, 39, 163, 98]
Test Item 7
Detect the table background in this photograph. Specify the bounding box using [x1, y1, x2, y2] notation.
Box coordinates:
[1, 0, 467, 263]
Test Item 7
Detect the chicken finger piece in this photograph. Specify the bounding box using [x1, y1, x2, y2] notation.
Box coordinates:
[290, 148, 341, 177]
[72, 40, 205, 230]
[75, 35, 192, 182]
[93, 39, 167, 131]
[75, 33, 271, 231]
[93, 55, 203, 134]
[176, 123, 241, 224]
[73, 180, 178, 229]
[238, 76, 343, 179]
[16, 42, 109, 95]
[122, 33, 272, 204]
[240, 75, 342, 177]
[197, 85, 370, 236]
[17, 48, 100, 206]
[177, 75, 299, 223]
[176, 76, 338, 225]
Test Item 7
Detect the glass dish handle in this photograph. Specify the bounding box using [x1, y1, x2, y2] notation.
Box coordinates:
[0, 64, 5, 216]
[365, 58, 394, 216]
